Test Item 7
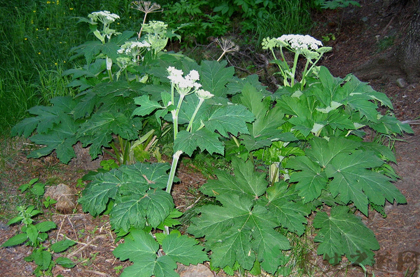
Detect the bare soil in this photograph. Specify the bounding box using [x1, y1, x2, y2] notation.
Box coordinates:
[1, 1, 419, 276]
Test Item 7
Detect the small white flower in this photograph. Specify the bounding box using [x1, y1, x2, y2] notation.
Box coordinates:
[186, 70, 199, 82]
[167, 67, 184, 85]
[196, 89, 214, 100]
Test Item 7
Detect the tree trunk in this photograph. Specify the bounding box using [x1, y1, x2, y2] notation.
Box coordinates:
[396, 0, 420, 82]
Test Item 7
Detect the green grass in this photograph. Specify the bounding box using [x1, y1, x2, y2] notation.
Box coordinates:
[0, 0, 145, 133]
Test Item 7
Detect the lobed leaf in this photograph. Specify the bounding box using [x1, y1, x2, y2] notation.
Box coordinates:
[313, 206, 379, 265]
[162, 233, 208, 265]
[200, 157, 267, 199]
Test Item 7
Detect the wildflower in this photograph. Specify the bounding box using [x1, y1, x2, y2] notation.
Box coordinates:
[167, 67, 201, 96]
[88, 11, 120, 25]
[167, 66, 184, 85]
[117, 41, 150, 55]
[277, 34, 323, 51]
[196, 89, 214, 100]
[118, 41, 151, 62]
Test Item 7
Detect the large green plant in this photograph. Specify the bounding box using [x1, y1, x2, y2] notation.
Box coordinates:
[10, 7, 413, 277]
[188, 35, 412, 275]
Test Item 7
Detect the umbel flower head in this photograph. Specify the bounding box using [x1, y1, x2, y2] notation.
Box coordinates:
[88, 11, 120, 25]
[167, 67, 202, 96]
[117, 41, 151, 61]
[277, 34, 323, 51]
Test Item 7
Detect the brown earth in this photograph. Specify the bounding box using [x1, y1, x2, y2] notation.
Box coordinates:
[1, 1, 420, 276]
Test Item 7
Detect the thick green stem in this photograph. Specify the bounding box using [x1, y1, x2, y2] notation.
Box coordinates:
[271, 47, 290, 87]
[301, 59, 311, 90]
[187, 98, 204, 132]
[290, 52, 300, 87]
[172, 94, 185, 139]
[166, 150, 183, 194]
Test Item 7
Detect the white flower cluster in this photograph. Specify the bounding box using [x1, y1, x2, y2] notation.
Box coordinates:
[117, 41, 151, 58]
[167, 67, 213, 99]
[196, 89, 214, 100]
[167, 67, 201, 90]
[88, 11, 120, 25]
[277, 34, 323, 51]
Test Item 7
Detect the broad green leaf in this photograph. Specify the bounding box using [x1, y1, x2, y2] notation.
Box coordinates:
[347, 93, 379, 122]
[151, 255, 179, 277]
[28, 114, 78, 163]
[78, 111, 138, 158]
[157, 209, 183, 230]
[370, 115, 413, 135]
[311, 66, 340, 107]
[33, 249, 52, 270]
[111, 189, 173, 231]
[11, 116, 40, 138]
[115, 230, 179, 277]
[359, 172, 406, 206]
[287, 156, 328, 202]
[72, 91, 99, 119]
[189, 194, 289, 273]
[200, 60, 234, 97]
[209, 228, 255, 270]
[78, 171, 120, 216]
[313, 206, 379, 265]
[360, 142, 396, 163]
[7, 216, 24, 226]
[266, 182, 310, 236]
[326, 151, 384, 215]
[174, 129, 224, 156]
[204, 104, 254, 137]
[35, 221, 56, 233]
[78, 41, 103, 64]
[113, 229, 159, 262]
[111, 30, 136, 45]
[238, 83, 292, 150]
[133, 95, 163, 116]
[306, 137, 360, 168]
[80, 162, 173, 230]
[1, 233, 28, 247]
[119, 256, 156, 277]
[162, 233, 208, 265]
[121, 162, 172, 190]
[51, 239, 76, 253]
[26, 225, 38, 244]
[55, 257, 76, 268]
[200, 158, 267, 199]
[11, 96, 76, 137]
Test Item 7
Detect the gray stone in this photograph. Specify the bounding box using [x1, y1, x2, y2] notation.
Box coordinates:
[396, 78, 408, 88]
[177, 264, 213, 277]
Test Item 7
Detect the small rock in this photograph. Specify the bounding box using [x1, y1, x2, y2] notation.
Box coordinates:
[0, 221, 10, 231]
[396, 78, 408, 88]
[177, 264, 213, 277]
[45, 184, 77, 214]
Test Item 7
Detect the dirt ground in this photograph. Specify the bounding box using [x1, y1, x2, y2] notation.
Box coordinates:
[1, 0, 420, 276]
